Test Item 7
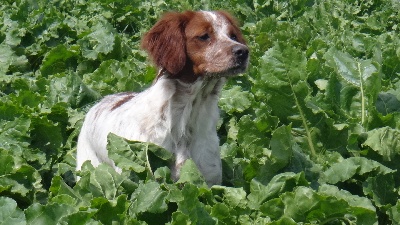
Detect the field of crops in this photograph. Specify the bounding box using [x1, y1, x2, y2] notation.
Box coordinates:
[1, 0, 400, 224]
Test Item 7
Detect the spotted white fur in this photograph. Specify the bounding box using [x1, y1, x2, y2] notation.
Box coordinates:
[76, 11, 248, 186]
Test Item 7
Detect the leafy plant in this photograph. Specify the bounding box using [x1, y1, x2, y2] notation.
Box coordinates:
[1, 0, 400, 224]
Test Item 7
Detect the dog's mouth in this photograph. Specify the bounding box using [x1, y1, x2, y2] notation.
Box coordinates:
[216, 57, 249, 77]
[205, 63, 248, 79]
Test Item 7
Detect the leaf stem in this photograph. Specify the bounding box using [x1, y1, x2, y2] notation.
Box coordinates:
[144, 144, 154, 177]
[357, 62, 366, 129]
[287, 74, 317, 157]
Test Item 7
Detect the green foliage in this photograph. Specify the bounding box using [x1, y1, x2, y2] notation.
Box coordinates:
[1, 0, 400, 224]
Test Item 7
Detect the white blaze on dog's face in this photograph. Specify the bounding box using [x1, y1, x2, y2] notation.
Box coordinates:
[185, 11, 249, 77]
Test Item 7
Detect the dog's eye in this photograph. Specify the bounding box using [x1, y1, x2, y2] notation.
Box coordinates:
[198, 33, 210, 41]
[230, 34, 238, 41]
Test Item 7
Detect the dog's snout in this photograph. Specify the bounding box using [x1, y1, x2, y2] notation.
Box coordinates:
[232, 45, 249, 62]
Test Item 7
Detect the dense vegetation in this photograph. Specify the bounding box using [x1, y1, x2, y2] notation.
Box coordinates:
[1, 0, 400, 224]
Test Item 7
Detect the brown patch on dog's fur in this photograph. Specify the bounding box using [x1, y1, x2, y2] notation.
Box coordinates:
[110, 93, 136, 111]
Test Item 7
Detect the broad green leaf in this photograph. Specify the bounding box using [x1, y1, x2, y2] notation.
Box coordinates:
[129, 181, 167, 215]
[171, 211, 191, 225]
[82, 59, 150, 96]
[220, 85, 253, 114]
[318, 184, 375, 211]
[389, 200, 400, 225]
[92, 194, 128, 224]
[78, 19, 115, 60]
[210, 202, 230, 219]
[40, 45, 79, 76]
[260, 198, 285, 220]
[363, 174, 397, 207]
[46, 72, 100, 108]
[58, 210, 99, 225]
[107, 133, 172, 176]
[321, 157, 395, 184]
[270, 124, 294, 168]
[25, 203, 76, 225]
[268, 217, 297, 225]
[0, 117, 31, 154]
[281, 186, 377, 224]
[30, 116, 63, 153]
[0, 149, 42, 199]
[281, 187, 320, 222]
[255, 42, 317, 156]
[92, 164, 124, 199]
[376, 92, 400, 115]
[107, 133, 146, 173]
[177, 184, 216, 225]
[248, 172, 308, 210]
[176, 160, 207, 188]
[324, 47, 381, 126]
[236, 114, 267, 157]
[212, 186, 247, 208]
[362, 127, 400, 161]
[75, 163, 124, 201]
[49, 176, 80, 200]
[0, 197, 26, 225]
[0, 44, 28, 76]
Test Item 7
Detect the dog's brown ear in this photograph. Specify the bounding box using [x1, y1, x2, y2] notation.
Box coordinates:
[141, 12, 192, 76]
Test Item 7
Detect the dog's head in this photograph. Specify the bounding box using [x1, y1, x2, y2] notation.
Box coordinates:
[141, 10, 249, 82]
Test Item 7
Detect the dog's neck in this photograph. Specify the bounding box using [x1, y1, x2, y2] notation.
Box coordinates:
[151, 71, 226, 137]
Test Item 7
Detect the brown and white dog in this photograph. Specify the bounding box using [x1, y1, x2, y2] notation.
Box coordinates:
[76, 10, 249, 185]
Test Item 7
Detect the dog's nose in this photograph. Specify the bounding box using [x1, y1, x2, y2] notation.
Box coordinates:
[232, 45, 249, 62]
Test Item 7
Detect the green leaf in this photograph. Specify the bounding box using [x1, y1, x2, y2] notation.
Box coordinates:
[280, 186, 377, 224]
[268, 217, 297, 225]
[92, 194, 128, 224]
[281, 187, 320, 222]
[74, 163, 125, 201]
[25, 203, 76, 225]
[210, 203, 233, 223]
[58, 211, 98, 225]
[171, 211, 191, 225]
[212, 186, 247, 208]
[46, 72, 100, 108]
[0, 44, 28, 76]
[0, 149, 42, 199]
[220, 85, 253, 114]
[40, 45, 79, 76]
[176, 160, 207, 188]
[318, 184, 375, 212]
[389, 200, 400, 225]
[363, 174, 397, 206]
[107, 133, 172, 176]
[0, 197, 26, 225]
[129, 181, 168, 215]
[49, 176, 81, 205]
[362, 127, 400, 161]
[248, 172, 308, 210]
[270, 124, 294, 168]
[255, 42, 317, 156]
[376, 92, 400, 115]
[324, 47, 381, 126]
[78, 19, 116, 60]
[0, 117, 31, 153]
[321, 157, 395, 184]
[176, 184, 216, 225]
[30, 116, 63, 154]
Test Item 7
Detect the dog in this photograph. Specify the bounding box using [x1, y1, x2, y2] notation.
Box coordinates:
[76, 10, 249, 185]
